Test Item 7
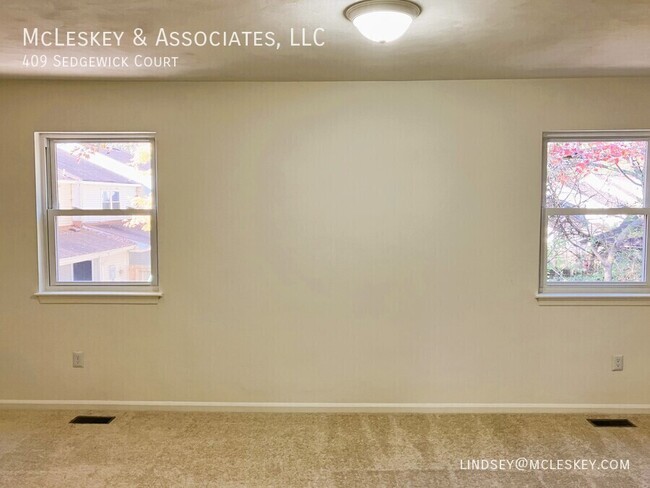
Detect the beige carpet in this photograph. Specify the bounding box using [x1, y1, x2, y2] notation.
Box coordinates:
[0, 410, 648, 487]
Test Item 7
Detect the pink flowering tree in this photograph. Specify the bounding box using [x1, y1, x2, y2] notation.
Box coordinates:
[545, 140, 647, 282]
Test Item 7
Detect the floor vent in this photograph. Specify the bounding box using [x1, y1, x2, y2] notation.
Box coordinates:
[70, 415, 115, 424]
[587, 418, 635, 427]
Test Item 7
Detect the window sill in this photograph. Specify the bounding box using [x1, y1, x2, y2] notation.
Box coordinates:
[536, 293, 650, 306]
[34, 291, 162, 304]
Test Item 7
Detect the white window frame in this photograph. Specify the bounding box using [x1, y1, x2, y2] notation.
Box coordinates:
[539, 130, 650, 300]
[34, 132, 161, 303]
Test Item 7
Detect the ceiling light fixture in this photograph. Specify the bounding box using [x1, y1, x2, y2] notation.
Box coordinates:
[345, 0, 421, 43]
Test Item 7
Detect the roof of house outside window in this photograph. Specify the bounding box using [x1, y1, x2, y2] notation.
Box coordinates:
[56, 148, 140, 185]
[57, 225, 137, 259]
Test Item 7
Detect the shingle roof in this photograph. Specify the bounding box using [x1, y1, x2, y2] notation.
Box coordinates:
[85, 221, 151, 250]
[57, 148, 139, 185]
[57, 224, 137, 259]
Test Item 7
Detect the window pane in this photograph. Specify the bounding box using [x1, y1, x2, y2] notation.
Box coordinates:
[73, 260, 92, 281]
[55, 215, 152, 283]
[546, 214, 645, 283]
[112, 191, 120, 209]
[546, 141, 647, 209]
[55, 141, 153, 210]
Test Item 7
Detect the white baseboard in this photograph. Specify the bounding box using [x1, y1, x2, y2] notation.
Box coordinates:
[0, 400, 649, 414]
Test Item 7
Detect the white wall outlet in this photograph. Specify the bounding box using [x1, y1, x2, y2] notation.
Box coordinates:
[72, 351, 84, 368]
[612, 354, 624, 371]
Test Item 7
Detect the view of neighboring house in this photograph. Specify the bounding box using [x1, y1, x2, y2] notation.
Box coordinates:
[55, 145, 152, 283]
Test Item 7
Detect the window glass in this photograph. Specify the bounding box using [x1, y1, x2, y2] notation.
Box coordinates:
[542, 135, 650, 293]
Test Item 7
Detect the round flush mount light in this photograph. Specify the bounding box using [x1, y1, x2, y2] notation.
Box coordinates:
[345, 0, 421, 43]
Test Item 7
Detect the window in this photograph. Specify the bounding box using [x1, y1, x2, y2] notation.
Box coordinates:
[35, 133, 159, 299]
[102, 191, 120, 209]
[540, 131, 650, 296]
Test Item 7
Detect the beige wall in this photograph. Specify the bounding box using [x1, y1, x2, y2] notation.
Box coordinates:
[0, 79, 649, 406]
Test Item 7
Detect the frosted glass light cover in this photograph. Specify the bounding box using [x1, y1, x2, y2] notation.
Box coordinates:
[352, 11, 413, 43]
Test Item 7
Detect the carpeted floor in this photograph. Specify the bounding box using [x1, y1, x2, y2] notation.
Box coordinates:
[0, 410, 648, 487]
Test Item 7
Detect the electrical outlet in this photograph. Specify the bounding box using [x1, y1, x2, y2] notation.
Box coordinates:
[72, 351, 84, 368]
[612, 354, 624, 371]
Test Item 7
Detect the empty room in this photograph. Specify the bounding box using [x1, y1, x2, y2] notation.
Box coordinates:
[0, 0, 649, 486]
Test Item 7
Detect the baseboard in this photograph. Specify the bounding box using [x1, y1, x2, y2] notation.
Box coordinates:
[0, 400, 649, 414]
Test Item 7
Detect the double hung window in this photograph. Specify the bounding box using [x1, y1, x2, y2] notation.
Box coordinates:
[540, 131, 650, 296]
[35, 132, 159, 297]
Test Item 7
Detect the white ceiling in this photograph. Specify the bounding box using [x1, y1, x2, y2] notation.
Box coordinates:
[2, 0, 650, 81]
